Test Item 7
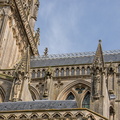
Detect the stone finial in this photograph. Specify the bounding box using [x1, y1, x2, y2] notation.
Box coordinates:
[99, 40, 102, 43]
[44, 48, 48, 56]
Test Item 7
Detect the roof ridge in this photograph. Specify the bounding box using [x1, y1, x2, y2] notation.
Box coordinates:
[31, 49, 120, 60]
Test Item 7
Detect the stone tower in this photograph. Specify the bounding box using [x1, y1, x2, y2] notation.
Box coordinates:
[0, 0, 39, 69]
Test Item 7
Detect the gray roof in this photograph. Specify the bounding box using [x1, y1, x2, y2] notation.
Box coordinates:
[30, 50, 120, 68]
[0, 100, 78, 111]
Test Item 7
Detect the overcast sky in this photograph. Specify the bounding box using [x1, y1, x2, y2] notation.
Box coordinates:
[36, 0, 120, 55]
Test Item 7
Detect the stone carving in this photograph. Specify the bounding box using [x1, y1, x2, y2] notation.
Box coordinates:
[12, 73, 22, 101]
[33, 0, 39, 20]
[0, 9, 4, 33]
[45, 67, 53, 79]
[91, 41, 104, 99]
[44, 48, 48, 56]
[107, 62, 116, 94]
[34, 28, 40, 46]
[13, 0, 39, 55]
[93, 69, 101, 98]
[54, 80, 63, 89]
[10, 47, 32, 101]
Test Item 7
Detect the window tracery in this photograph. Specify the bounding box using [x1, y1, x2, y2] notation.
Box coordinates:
[66, 92, 75, 100]
[82, 92, 90, 108]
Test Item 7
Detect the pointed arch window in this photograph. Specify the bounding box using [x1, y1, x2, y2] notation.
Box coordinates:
[82, 92, 90, 108]
[66, 92, 75, 100]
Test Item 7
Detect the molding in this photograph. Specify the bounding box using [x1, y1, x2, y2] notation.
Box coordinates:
[12, 0, 39, 55]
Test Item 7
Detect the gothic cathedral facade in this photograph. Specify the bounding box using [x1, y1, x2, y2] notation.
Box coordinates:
[0, 0, 119, 120]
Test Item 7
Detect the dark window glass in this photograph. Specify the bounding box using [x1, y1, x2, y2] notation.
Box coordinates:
[82, 92, 90, 108]
[66, 92, 75, 100]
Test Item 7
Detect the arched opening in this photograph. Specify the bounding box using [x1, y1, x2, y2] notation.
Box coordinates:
[42, 69, 45, 77]
[82, 67, 85, 75]
[82, 92, 90, 109]
[71, 67, 75, 76]
[87, 67, 90, 75]
[66, 68, 69, 76]
[32, 70, 35, 78]
[66, 92, 75, 100]
[76, 67, 80, 75]
[61, 68, 64, 76]
[56, 68, 59, 77]
[37, 70, 40, 78]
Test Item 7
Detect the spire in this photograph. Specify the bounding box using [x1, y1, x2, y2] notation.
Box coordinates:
[93, 40, 104, 68]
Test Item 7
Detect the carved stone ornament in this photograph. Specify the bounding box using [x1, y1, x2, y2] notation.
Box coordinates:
[45, 67, 53, 79]
[34, 28, 40, 46]
[12, 0, 39, 55]
[107, 62, 116, 75]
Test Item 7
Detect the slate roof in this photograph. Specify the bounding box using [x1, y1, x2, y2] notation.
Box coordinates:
[0, 100, 77, 111]
[30, 50, 120, 68]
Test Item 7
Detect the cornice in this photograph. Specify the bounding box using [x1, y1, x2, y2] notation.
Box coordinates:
[12, 0, 39, 55]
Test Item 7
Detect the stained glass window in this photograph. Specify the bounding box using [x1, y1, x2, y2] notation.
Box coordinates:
[66, 92, 75, 100]
[82, 92, 90, 108]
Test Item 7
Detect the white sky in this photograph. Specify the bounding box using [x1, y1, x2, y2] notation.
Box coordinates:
[36, 0, 120, 55]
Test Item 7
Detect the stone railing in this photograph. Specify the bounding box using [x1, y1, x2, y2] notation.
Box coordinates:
[0, 108, 108, 120]
[31, 65, 92, 79]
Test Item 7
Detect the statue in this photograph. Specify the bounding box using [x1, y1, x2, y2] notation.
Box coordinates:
[34, 28, 40, 46]
[12, 73, 22, 101]
[44, 48, 48, 56]
[93, 68, 101, 98]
